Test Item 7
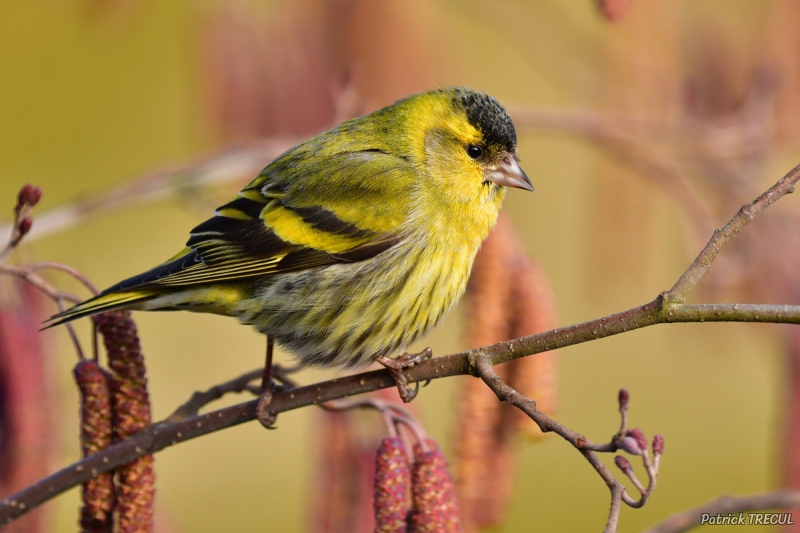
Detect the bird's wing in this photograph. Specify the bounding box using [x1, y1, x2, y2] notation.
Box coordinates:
[105, 149, 414, 291]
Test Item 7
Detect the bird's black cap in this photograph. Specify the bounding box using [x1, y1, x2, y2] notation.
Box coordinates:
[455, 88, 517, 153]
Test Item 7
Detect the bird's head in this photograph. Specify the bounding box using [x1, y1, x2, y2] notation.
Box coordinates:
[406, 87, 533, 203]
[455, 88, 533, 193]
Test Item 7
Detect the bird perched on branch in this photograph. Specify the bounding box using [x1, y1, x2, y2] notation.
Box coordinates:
[48, 87, 533, 425]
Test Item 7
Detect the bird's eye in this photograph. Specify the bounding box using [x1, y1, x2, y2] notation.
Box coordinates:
[466, 145, 483, 160]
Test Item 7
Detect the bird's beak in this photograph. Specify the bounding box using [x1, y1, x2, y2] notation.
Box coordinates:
[485, 154, 534, 192]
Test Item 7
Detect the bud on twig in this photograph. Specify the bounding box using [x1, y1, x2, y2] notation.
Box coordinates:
[628, 428, 648, 453]
[652, 434, 664, 455]
[618, 436, 642, 455]
[94, 311, 154, 533]
[618, 388, 629, 412]
[374, 437, 410, 533]
[614, 456, 632, 474]
[17, 218, 32, 237]
[28, 187, 42, 207]
[16, 184, 42, 209]
[74, 360, 115, 533]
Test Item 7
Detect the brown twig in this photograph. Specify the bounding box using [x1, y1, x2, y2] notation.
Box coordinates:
[0, 263, 85, 360]
[323, 398, 428, 447]
[668, 162, 800, 300]
[0, 139, 304, 245]
[163, 369, 263, 423]
[163, 365, 300, 423]
[25, 262, 99, 295]
[1, 164, 800, 526]
[640, 490, 800, 533]
[471, 355, 660, 533]
[0, 183, 98, 361]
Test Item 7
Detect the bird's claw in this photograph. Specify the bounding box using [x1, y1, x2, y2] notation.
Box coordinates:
[256, 386, 278, 429]
[377, 347, 433, 403]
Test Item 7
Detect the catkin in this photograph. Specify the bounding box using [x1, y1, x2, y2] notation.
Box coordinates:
[456, 214, 560, 530]
[0, 281, 57, 533]
[504, 253, 559, 438]
[456, 215, 517, 530]
[308, 411, 373, 533]
[74, 360, 116, 533]
[408, 439, 459, 532]
[94, 311, 154, 533]
[373, 436, 410, 533]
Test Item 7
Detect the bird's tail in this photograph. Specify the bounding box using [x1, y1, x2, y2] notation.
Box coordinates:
[44, 290, 159, 329]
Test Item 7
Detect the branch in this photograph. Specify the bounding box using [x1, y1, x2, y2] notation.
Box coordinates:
[1, 164, 800, 525]
[4, 297, 799, 525]
[162, 365, 299, 423]
[0, 263, 87, 360]
[471, 355, 660, 533]
[641, 490, 800, 533]
[163, 369, 262, 423]
[668, 163, 800, 300]
[0, 138, 302, 245]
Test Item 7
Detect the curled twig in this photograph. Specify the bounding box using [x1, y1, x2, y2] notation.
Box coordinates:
[471, 355, 662, 533]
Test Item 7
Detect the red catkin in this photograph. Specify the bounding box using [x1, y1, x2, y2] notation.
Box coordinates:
[373, 436, 410, 533]
[94, 311, 154, 533]
[0, 280, 57, 533]
[409, 439, 459, 533]
[74, 360, 116, 533]
[307, 410, 375, 533]
[652, 434, 665, 455]
[457, 214, 559, 531]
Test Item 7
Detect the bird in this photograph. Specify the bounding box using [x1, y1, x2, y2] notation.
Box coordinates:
[48, 87, 533, 425]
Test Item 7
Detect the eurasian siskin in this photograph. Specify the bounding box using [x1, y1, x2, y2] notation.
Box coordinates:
[50, 87, 533, 406]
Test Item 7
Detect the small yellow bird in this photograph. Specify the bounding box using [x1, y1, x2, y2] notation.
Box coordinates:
[49, 87, 533, 420]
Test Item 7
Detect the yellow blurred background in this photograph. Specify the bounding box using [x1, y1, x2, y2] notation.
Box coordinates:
[2, 0, 799, 531]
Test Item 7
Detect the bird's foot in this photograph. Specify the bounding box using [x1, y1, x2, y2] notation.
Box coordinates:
[377, 347, 433, 403]
[256, 384, 278, 429]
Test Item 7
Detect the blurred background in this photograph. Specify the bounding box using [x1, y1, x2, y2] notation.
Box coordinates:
[1, 0, 800, 531]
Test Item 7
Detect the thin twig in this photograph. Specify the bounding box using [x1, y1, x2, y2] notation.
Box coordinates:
[323, 398, 428, 447]
[471, 355, 660, 533]
[0, 139, 304, 245]
[163, 369, 263, 423]
[0, 263, 86, 359]
[640, 490, 800, 533]
[26, 262, 99, 295]
[1, 164, 800, 525]
[163, 364, 301, 423]
[668, 163, 800, 300]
